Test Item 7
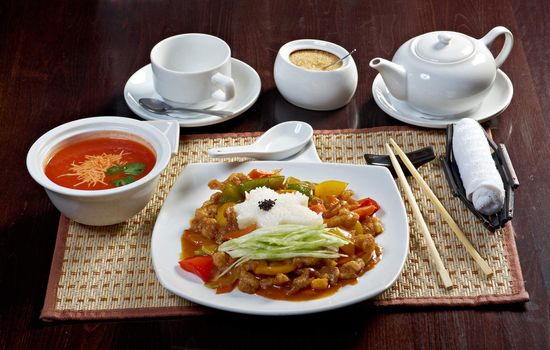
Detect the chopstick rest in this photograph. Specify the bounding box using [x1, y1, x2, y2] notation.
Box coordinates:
[385, 143, 453, 289]
[389, 138, 493, 277]
[364, 146, 435, 178]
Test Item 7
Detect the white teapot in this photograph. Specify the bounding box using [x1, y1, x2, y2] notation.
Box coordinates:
[370, 26, 513, 117]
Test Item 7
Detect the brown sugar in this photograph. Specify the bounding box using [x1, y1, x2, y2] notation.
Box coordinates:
[289, 49, 342, 71]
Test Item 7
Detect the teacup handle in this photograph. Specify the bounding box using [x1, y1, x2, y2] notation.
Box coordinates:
[211, 72, 235, 102]
[480, 26, 514, 68]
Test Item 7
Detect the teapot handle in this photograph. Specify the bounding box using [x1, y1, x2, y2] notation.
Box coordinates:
[480, 26, 514, 68]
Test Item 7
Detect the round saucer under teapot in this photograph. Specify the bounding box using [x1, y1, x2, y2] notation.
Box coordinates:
[370, 26, 513, 117]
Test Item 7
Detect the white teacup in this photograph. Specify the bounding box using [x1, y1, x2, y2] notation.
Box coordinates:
[150, 33, 235, 109]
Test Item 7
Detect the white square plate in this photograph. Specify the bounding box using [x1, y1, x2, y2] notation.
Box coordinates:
[151, 162, 409, 315]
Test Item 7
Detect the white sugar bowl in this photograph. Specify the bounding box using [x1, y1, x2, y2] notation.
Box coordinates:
[370, 26, 513, 117]
[274, 39, 358, 111]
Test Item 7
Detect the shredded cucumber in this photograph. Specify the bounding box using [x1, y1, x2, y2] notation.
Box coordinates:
[217, 224, 349, 276]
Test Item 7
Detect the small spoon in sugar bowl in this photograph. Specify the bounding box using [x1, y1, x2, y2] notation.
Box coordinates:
[208, 121, 314, 160]
[322, 48, 357, 70]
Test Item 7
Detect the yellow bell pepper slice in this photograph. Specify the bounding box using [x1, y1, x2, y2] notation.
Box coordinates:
[354, 221, 364, 235]
[216, 202, 235, 227]
[314, 180, 348, 200]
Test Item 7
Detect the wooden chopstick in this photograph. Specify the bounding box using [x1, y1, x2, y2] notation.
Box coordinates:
[385, 143, 454, 289]
[389, 138, 493, 277]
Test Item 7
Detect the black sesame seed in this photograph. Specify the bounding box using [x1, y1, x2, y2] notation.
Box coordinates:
[258, 199, 276, 211]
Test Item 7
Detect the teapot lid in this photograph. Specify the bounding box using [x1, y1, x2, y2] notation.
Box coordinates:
[412, 31, 475, 63]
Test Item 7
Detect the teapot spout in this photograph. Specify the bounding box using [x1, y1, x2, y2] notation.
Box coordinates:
[370, 58, 407, 100]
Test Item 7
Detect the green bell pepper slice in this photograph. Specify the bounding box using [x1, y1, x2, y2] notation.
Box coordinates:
[239, 176, 285, 194]
[287, 183, 313, 198]
[220, 184, 244, 203]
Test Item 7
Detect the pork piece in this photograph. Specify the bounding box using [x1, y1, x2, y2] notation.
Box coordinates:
[259, 277, 275, 290]
[308, 196, 323, 207]
[210, 192, 222, 202]
[319, 266, 340, 285]
[241, 260, 267, 272]
[190, 201, 220, 240]
[208, 173, 249, 190]
[325, 208, 359, 229]
[355, 233, 375, 260]
[208, 179, 223, 190]
[372, 217, 384, 235]
[292, 257, 320, 268]
[321, 195, 342, 218]
[259, 272, 291, 290]
[340, 190, 355, 201]
[212, 252, 229, 269]
[214, 208, 240, 243]
[191, 217, 217, 240]
[362, 216, 384, 236]
[323, 200, 349, 217]
[339, 259, 366, 279]
[310, 278, 329, 290]
[287, 269, 314, 295]
[275, 273, 290, 284]
[226, 173, 250, 185]
[224, 207, 238, 229]
[323, 202, 341, 219]
[237, 270, 260, 294]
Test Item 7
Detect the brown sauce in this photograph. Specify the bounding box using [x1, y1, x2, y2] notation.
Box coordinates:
[180, 233, 198, 259]
[180, 229, 218, 260]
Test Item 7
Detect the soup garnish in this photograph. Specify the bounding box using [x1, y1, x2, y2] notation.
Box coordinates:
[45, 133, 156, 190]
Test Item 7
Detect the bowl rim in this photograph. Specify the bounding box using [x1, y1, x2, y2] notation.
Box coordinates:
[26, 116, 172, 198]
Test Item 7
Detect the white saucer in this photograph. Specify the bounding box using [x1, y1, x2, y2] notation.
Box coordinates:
[124, 58, 261, 127]
[372, 69, 513, 128]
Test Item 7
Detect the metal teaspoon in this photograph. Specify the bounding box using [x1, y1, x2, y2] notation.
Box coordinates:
[139, 98, 231, 117]
[322, 49, 357, 70]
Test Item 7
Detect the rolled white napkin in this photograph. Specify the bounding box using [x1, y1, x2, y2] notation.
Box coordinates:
[452, 118, 504, 215]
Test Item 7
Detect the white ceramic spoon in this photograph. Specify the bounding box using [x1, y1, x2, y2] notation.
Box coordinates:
[207, 121, 313, 160]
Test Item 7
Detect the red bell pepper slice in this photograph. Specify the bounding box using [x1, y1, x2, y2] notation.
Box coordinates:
[353, 198, 380, 219]
[353, 205, 378, 219]
[179, 255, 214, 282]
[247, 168, 281, 179]
[357, 198, 380, 210]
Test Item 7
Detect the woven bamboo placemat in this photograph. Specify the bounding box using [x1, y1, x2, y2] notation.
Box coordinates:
[41, 127, 528, 320]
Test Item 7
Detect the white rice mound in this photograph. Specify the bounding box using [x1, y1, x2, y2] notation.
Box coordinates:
[234, 187, 323, 229]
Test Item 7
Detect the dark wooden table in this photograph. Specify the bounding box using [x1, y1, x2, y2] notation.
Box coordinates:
[1, 0, 548, 348]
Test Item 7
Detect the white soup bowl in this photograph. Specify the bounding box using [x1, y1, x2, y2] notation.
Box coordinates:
[26, 117, 175, 226]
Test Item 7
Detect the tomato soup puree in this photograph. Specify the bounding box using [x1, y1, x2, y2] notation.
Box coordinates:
[45, 133, 156, 190]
